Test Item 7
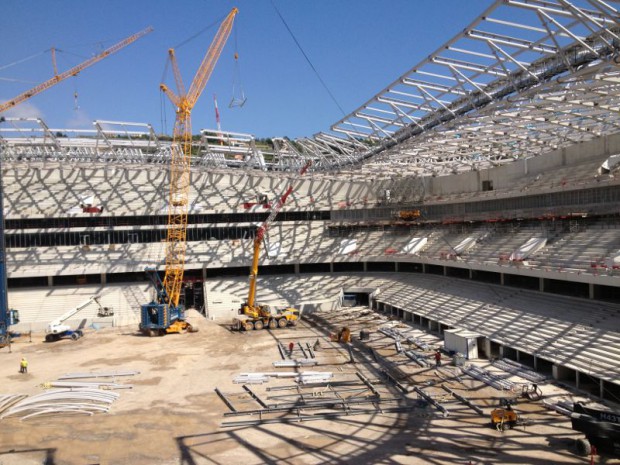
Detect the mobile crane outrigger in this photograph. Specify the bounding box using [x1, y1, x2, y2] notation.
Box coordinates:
[232, 161, 311, 331]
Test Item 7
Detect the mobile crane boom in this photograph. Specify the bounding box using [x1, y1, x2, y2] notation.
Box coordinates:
[247, 161, 312, 307]
[233, 161, 311, 331]
[0, 27, 153, 114]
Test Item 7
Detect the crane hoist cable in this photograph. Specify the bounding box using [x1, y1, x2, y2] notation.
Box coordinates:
[270, 0, 346, 117]
[229, 25, 246, 108]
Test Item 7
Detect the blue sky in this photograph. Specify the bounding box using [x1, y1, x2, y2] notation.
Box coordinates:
[1, 1, 491, 139]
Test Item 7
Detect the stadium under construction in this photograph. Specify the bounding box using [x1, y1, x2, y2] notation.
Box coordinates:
[1, 1, 620, 464]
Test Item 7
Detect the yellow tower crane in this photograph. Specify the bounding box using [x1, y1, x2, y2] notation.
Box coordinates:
[140, 7, 238, 336]
[0, 27, 153, 114]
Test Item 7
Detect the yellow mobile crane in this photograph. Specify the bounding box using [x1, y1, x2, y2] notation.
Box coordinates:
[233, 161, 312, 331]
[0, 27, 153, 114]
[140, 8, 238, 336]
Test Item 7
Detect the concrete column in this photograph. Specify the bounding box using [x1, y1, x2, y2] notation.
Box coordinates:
[539, 278, 545, 292]
[516, 350, 520, 362]
[589, 283, 594, 299]
[395, 262, 399, 272]
[443, 266, 447, 276]
[500, 273, 505, 286]
[100, 273, 107, 285]
[363, 261, 367, 272]
[294, 263, 300, 274]
[47, 276, 54, 287]
[422, 263, 427, 274]
[483, 339, 491, 359]
[469, 269, 473, 279]
[600, 380, 605, 399]
[428, 319, 433, 332]
[576, 371, 580, 389]
[330, 262, 334, 273]
[553, 364, 573, 382]
[499, 345, 504, 358]
[202, 266, 207, 280]
[533, 355, 538, 370]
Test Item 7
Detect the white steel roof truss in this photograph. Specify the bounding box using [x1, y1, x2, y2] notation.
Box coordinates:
[585, 0, 620, 24]
[507, 0, 615, 23]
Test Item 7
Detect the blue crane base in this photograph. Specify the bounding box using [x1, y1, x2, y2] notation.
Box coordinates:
[139, 302, 193, 336]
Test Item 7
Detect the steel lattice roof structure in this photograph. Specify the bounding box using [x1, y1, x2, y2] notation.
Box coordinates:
[293, 0, 620, 176]
[2, 0, 620, 179]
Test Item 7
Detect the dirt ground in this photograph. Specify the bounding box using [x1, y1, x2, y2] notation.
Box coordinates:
[0, 308, 615, 465]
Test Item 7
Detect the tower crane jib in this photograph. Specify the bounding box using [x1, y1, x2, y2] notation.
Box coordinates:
[0, 27, 154, 114]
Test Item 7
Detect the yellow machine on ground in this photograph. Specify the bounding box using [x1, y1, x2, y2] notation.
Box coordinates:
[490, 399, 520, 431]
[232, 162, 311, 331]
[331, 327, 351, 343]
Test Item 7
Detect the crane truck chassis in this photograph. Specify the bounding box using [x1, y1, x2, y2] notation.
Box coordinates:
[233, 161, 311, 332]
[232, 304, 299, 331]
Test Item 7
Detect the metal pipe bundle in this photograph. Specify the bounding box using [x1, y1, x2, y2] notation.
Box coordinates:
[461, 365, 518, 392]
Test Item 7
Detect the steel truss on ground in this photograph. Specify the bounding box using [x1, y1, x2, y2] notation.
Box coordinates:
[2, 0, 620, 178]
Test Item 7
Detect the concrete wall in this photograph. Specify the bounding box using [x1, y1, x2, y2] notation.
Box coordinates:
[424, 132, 620, 196]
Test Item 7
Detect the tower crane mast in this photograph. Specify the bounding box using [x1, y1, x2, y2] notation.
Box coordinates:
[140, 8, 238, 335]
[0, 27, 153, 114]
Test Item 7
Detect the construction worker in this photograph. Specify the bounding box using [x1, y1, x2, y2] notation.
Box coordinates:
[434, 350, 442, 367]
[288, 341, 294, 356]
[19, 357, 28, 374]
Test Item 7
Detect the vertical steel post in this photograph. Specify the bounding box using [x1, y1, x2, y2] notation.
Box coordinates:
[0, 143, 10, 351]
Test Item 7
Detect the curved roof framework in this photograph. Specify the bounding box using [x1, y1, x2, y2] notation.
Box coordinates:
[2, 1, 620, 179]
[295, 0, 620, 176]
